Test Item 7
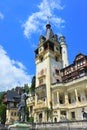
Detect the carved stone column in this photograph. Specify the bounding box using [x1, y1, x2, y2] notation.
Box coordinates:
[58, 109, 60, 121]
[75, 89, 79, 104]
[57, 91, 60, 104]
[65, 91, 69, 106]
[34, 112, 37, 122]
[42, 110, 45, 122]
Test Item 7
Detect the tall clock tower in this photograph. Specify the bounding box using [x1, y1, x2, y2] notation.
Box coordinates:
[34, 22, 65, 122]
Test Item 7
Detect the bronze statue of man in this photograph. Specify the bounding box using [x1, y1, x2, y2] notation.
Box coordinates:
[18, 89, 28, 122]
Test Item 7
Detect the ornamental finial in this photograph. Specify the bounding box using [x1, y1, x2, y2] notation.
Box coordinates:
[47, 16, 50, 24]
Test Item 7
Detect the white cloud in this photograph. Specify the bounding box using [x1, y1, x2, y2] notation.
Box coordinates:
[22, 0, 65, 38]
[31, 43, 37, 49]
[0, 12, 4, 20]
[0, 45, 32, 91]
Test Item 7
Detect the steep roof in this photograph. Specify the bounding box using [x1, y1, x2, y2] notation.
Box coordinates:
[4, 90, 20, 103]
[74, 53, 87, 62]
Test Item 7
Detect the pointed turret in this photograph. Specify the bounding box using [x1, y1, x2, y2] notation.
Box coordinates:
[45, 17, 54, 40]
[60, 35, 69, 68]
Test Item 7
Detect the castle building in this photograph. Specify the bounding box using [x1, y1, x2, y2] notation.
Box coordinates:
[27, 22, 87, 122]
[3, 22, 87, 123]
[3, 90, 20, 123]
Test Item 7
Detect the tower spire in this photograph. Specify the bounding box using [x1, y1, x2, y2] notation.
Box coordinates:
[46, 16, 54, 40]
[47, 16, 50, 24]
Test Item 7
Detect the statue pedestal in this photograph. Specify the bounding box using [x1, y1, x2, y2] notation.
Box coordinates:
[8, 122, 30, 130]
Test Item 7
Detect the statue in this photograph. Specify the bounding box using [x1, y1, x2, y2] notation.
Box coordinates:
[82, 108, 87, 120]
[18, 89, 28, 122]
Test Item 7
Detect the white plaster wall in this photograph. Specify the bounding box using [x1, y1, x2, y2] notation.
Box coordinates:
[61, 43, 69, 68]
[36, 59, 47, 87]
[80, 92, 86, 102]
[50, 58, 62, 83]
[76, 108, 83, 120]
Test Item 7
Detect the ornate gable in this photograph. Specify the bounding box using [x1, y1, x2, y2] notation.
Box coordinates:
[74, 53, 86, 62]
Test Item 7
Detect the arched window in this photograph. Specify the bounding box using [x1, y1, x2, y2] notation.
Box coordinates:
[54, 117, 57, 122]
[39, 113, 42, 122]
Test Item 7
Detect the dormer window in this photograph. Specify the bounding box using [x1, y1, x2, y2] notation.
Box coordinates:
[40, 57, 43, 62]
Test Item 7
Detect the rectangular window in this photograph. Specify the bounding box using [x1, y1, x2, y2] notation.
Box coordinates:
[59, 93, 65, 104]
[71, 112, 75, 119]
[61, 111, 66, 116]
[11, 112, 13, 116]
[14, 112, 16, 116]
[39, 78, 43, 85]
[69, 98, 71, 104]
[78, 96, 81, 102]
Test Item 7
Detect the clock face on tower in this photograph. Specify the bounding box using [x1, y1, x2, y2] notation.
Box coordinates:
[39, 46, 43, 54]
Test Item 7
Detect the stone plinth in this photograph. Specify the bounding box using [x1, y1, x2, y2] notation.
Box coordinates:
[8, 123, 30, 130]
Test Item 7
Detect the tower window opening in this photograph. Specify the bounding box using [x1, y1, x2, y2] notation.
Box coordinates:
[56, 79, 59, 83]
[56, 47, 59, 51]
[44, 43, 48, 50]
[55, 69, 59, 75]
[11, 112, 13, 116]
[39, 78, 43, 85]
[49, 44, 54, 51]
[40, 57, 43, 62]
[14, 112, 16, 116]
[60, 47, 62, 54]
[55, 56, 58, 62]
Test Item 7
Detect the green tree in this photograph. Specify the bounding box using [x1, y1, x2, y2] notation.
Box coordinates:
[26, 105, 29, 121]
[31, 76, 36, 92]
[0, 92, 5, 104]
[45, 102, 53, 121]
[0, 92, 6, 124]
[45, 107, 52, 121]
[24, 84, 30, 93]
[0, 104, 6, 124]
[28, 117, 34, 123]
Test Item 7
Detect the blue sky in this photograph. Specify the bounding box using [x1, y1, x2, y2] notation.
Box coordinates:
[0, 0, 87, 91]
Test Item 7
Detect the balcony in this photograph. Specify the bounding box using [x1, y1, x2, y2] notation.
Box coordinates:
[34, 101, 47, 110]
[62, 67, 87, 83]
[37, 69, 46, 79]
[35, 84, 46, 93]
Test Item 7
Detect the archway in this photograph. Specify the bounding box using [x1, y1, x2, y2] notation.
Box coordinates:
[54, 117, 57, 122]
[39, 113, 42, 123]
